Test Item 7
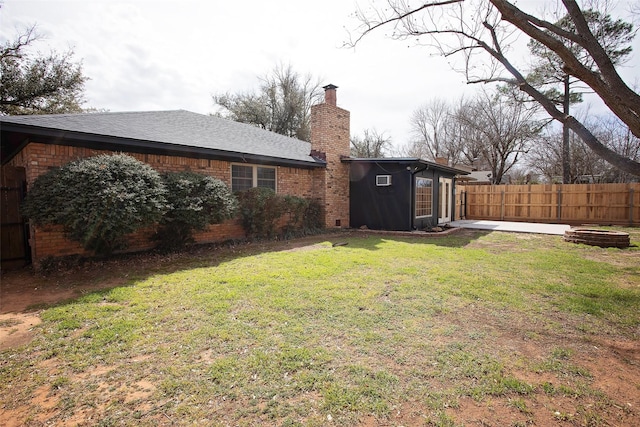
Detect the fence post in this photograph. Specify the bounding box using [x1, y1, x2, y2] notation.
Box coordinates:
[501, 190, 505, 221]
[462, 190, 467, 219]
[630, 189, 635, 226]
[557, 186, 562, 222]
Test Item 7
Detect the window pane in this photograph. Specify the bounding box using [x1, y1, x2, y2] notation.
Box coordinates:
[257, 167, 275, 180]
[415, 177, 433, 217]
[257, 166, 276, 190]
[232, 165, 253, 192]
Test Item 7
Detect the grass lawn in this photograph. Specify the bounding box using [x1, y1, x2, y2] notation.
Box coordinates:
[1, 228, 639, 426]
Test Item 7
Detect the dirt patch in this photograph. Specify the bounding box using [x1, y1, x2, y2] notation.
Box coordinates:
[0, 267, 132, 314]
[0, 312, 42, 351]
[0, 232, 638, 426]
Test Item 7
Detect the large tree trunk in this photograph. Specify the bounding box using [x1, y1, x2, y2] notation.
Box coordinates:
[562, 75, 571, 184]
[482, 3, 640, 177]
[491, 0, 640, 140]
[351, 0, 640, 176]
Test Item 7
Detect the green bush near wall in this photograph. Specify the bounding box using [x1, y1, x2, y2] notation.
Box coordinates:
[237, 188, 324, 239]
[22, 154, 168, 256]
[155, 171, 237, 250]
[22, 153, 322, 257]
[236, 188, 285, 239]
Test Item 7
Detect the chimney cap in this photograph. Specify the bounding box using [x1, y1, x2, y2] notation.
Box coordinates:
[323, 84, 338, 90]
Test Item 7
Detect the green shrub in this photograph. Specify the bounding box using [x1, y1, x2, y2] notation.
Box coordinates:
[22, 154, 168, 256]
[236, 187, 285, 239]
[282, 196, 324, 236]
[155, 171, 237, 250]
[302, 198, 324, 231]
[282, 195, 309, 231]
[237, 189, 324, 239]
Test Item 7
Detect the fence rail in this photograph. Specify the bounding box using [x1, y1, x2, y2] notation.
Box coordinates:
[455, 183, 639, 226]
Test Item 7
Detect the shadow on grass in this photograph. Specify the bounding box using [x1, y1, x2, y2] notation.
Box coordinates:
[342, 228, 489, 251]
[3, 228, 489, 313]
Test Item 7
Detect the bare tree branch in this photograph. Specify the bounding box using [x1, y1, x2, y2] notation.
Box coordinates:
[349, 0, 640, 176]
[492, 0, 640, 139]
[347, 0, 463, 47]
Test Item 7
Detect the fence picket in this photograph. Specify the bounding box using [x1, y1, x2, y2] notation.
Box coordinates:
[456, 183, 640, 226]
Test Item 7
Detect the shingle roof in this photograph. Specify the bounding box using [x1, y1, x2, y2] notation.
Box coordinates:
[0, 110, 323, 167]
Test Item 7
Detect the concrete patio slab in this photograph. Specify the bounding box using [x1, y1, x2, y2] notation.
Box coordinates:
[449, 220, 571, 235]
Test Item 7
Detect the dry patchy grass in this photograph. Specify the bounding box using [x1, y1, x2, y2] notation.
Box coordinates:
[1, 229, 639, 426]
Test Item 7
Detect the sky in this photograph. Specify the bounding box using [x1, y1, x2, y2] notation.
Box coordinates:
[1, 0, 639, 152]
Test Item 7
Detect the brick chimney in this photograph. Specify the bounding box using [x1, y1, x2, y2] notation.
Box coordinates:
[310, 84, 350, 228]
[434, 157, 448, 166]
[323, 83, 338, 106]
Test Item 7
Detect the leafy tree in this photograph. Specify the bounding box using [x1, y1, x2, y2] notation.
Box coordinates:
[349, 0, 640, 177]
[527, 9, 634, 182]
[350, 128, 392, 157]
[155, 172, 237, 250]
[213, 64, 323, 141]
[1, 25, 88, 115]
[22, 154, 167, 256]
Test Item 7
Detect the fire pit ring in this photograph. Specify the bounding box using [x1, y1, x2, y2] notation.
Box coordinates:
[563, 228, 630, 248]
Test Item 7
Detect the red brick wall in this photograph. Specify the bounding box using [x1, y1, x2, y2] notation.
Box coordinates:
[310, 102, 351, 228]
[7, 142, 318, 264]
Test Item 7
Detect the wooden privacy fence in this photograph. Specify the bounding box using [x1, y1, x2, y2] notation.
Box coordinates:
[456, 183, 640, 226]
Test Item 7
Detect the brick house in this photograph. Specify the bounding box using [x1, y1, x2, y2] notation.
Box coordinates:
[1, 85, 350, 268]
[1, 84, 467, 269]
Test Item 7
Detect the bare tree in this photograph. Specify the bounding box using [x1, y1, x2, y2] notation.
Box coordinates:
[407, 98, 466, 164]
[528, 113, 640, 183]
[213, 64, 323, 141]
[593, 115, 640, 182]
[350, 128, 392, 157]
[1, 25, 88, 115]
[349, 0, 640, 177]
[528, 125, 605, 183]
[527, 8, 634, 182]
[403, 88, 541, 180]
[409, 98, 450, 160]
[457, 89, 543, 183]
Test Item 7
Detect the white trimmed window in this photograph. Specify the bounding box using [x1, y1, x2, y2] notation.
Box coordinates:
[415, 177, 433, 218]
[231, 164, 276, 192]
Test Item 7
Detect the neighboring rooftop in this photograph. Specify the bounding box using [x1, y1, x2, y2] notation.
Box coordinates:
[1, 110, 323, 167]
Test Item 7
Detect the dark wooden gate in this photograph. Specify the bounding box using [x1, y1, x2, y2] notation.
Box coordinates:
[1, 166, 31, 269]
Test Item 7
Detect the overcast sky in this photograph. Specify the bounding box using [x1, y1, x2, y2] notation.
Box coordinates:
[1, 0, 639, 151]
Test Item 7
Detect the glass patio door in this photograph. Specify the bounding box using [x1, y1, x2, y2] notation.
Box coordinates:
[438, 177, 452, 224]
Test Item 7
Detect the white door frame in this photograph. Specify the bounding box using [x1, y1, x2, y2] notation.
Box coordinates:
[438, 177, 453, 224]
